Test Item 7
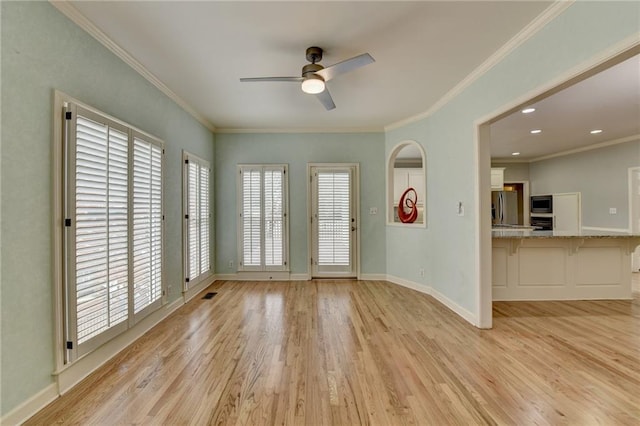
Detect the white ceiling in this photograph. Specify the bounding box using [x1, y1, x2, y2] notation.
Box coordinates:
[490, 54, 640, 161]
[67, 1, 553, 131]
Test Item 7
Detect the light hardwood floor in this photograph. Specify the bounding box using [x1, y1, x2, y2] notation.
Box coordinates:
[26, 280, 640, 425]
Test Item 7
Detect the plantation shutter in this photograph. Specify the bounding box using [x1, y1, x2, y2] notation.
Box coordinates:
[188, 161, 200, 280]
[132, 135, 163, 315]
[317, 171, 351, 266]
[264, 169, 284, 266]
[240, 168, 262, 268]
[74, 112, 129, 346]
[238, 165, 288, 271]
[199, 165, 210, 273]
[64, 100, 165, 363]
[184, 153, 210, 286]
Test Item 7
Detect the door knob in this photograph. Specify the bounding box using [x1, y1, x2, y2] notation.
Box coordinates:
[351, 226, 357, 231]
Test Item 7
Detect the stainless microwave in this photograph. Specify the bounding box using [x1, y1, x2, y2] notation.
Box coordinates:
[531, 195, 553, 213]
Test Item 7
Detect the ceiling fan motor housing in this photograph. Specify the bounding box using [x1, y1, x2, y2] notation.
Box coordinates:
[302, 63, 324, 78]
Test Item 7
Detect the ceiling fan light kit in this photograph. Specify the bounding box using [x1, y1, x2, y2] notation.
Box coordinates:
[240, 46, 375, 110]
[301, 74, 325, 94]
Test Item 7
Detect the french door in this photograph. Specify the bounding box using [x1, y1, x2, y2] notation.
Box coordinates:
[309, 164, 358, 278]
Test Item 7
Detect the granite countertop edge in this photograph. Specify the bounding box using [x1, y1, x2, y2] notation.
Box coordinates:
[492, 230, 640, 239]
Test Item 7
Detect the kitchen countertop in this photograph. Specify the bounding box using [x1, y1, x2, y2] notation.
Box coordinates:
[491, 228, 640, 239]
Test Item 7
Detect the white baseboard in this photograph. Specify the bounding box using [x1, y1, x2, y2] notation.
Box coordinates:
[0, 383, 58, 426]
[290, 273, 310, 281]
[429, 286, 478, 326]
[386, 275, 477, 327]
[215, 271, 307, 281]
[54, 298, 183, 395]
[386, 274, 431, 294]
[359, 273, 387, 281]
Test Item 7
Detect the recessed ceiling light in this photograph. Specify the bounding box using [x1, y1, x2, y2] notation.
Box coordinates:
[521, 108, 536, 114]
[511, 152, 521, 156]
[530, 129, 542, 134]
[590, 129, 603, 134]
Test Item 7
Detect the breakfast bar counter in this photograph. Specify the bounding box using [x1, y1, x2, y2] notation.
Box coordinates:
[492, 229, 640, 301]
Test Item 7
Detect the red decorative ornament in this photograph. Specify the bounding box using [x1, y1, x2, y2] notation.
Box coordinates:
[398, 187, 418, 223]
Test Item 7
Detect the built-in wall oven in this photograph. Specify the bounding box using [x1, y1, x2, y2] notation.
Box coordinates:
[530, 215, 553, 230]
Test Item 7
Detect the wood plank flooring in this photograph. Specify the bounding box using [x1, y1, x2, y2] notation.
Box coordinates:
[26, 280, 640, 425]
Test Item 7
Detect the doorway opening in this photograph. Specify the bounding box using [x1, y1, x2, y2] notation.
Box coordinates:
[476, 45, 640, 328]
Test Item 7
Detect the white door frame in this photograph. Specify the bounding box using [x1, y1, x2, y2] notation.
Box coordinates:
[307, 163, 360, 280]
[628, 167, 640, 272]
[628, 167, 640, 233]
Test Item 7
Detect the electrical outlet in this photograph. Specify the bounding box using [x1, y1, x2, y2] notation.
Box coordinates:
[419, 268, 425, 277]
[369, 207, 378, 215]
[609, 207, 617, 215]
[228, 260, 233, 269]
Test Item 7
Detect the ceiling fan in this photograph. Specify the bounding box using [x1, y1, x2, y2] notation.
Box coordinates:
[240, 46, 375, 110]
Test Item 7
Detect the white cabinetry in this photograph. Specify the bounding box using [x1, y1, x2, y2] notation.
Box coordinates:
[491, 168, 505, 190]
[394, 168, 424, 206]
[553, 193, 580, 233]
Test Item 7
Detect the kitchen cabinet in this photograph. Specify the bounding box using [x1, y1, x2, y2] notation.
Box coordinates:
[552, 193, 580, 233]
[491, 168, 505, 190]
[394, 168, 424, 206]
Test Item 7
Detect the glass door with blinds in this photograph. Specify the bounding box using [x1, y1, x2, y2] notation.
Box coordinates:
[310, 164, 358, 278]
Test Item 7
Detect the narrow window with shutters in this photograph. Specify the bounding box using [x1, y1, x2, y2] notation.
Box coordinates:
[183, 152, 211, 288]
[237, 165, 288, 271]
[64, 101, 164, 362]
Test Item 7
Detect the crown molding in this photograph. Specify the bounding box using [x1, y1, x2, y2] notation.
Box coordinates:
[384, 0, 575, 132]
[49, 1, 216, 133]
[215, 127, 383, 134]
[529, 134, 640, 163]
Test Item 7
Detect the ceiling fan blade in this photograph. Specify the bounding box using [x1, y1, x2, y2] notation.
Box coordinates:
[315, 53, 374, 82]
[315, 87, 336, 111]
[240, 77, 303, 82]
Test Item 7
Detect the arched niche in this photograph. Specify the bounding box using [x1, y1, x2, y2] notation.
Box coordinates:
[387, 140, 426, 226]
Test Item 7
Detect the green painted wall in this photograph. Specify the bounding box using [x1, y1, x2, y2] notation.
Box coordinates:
[215, 132, 386, 276]
[1, 2, 214, 415]
[386, 0, 640, 314]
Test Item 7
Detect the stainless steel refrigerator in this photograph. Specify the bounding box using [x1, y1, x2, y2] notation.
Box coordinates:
[492, 190, 520, 225]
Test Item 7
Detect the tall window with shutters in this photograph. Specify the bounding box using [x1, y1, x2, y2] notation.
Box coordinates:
[183, 152, 211, 289]
[237, 165, 288, 271]
[63, 101, 164, 362]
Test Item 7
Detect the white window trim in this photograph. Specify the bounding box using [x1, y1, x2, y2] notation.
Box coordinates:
[53, 90, 165, 367]
[236, 164, 289, 272]
[182, 150, 212, 295]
